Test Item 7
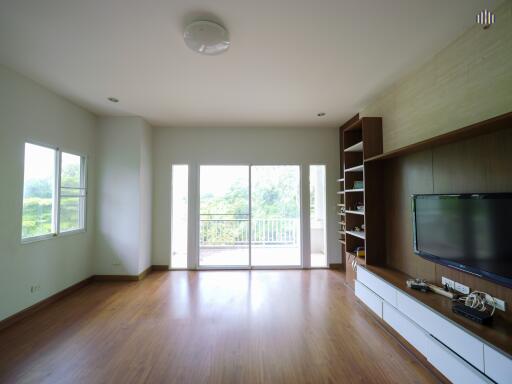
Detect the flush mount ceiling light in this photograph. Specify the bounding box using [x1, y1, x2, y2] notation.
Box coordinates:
[107, 97, 119, 103]
[317, 112, 326, 117]
[184, 21, 230, 55]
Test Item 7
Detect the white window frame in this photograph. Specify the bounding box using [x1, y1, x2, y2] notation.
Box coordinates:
[21, 142, 88, 244]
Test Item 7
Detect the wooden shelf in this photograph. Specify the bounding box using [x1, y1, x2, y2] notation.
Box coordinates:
[346, 230, 365, 240]
[345, 189, 364, 193]
[344, 141, 363, 152]
[337, 178, 344, 182]
[336, 191, 345, 195]
[345, 210, 365, 215]
[337, 212, 345, 216]
[345, 164, 364, 173]
[364, 111, 512, 163]
[337, 230, 345, 235]
[338, 239, 346, 244]
[336, 203, 345, 207]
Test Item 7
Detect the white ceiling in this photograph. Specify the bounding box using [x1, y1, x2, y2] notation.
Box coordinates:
[0, 0, 503, 128]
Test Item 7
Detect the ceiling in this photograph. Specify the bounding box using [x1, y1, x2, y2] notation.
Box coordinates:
[0, 0, 503, 128]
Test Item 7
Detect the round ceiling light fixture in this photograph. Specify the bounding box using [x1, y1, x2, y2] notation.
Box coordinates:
[107, 97, 119, 103]
[184, 20, 230, 55]
[317, 112, 326, 117]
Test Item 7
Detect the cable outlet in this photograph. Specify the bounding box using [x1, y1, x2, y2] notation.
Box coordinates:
[441, 277, 455, 290]
[485, 296, 506, 312]
[454, 281, 470, 294]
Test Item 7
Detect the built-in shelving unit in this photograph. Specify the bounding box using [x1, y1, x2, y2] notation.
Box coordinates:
[339, 116, 383, 288]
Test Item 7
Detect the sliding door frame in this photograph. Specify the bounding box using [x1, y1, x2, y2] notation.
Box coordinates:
[195, 164, 304, 270]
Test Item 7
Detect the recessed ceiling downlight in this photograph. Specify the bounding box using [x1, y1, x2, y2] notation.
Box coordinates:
[184, 21, 230, 55]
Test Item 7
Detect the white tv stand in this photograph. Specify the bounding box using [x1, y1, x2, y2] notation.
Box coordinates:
[355, 265, 511, 383]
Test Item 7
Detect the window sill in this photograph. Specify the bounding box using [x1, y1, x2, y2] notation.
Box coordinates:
[21, 228, 86, 244]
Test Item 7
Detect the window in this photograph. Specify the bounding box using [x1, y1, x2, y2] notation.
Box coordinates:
[21, 143, 87, 241]
[22, 144, 57, 239]
[59, 152, 87, 232]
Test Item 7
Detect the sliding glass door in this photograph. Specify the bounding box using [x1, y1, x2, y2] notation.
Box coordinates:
[198, 165, 301, 268]
[199, 166, 250, 267]
[251, 166, 301, 267]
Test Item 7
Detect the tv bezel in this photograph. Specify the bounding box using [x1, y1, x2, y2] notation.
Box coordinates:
[412, 193, 512, 289]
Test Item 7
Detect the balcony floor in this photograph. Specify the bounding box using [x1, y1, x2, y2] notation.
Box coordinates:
[196, 246, 326, 267]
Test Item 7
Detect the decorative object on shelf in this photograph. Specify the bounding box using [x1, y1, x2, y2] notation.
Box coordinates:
[361, 223, 365, 231]
[356, 203, 364, 212]
[353, 226, 362, 232]
[355, 247, 365, 257]
[353, 180, 364, 189]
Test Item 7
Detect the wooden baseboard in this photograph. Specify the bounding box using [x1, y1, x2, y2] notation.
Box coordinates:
[329, 263, 343, 270]
[0, 276, 93, 332]
[93, 265, 153, 282]
[151, 265, 169, 271]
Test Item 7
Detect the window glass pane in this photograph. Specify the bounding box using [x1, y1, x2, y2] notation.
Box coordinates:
[60, 197, 82, 232]
[61, 152, 81, 188]
[310, 165, 327, 267]
[60, 152, 85, 232]
[22, 143, 56, 239]
[171, 165, 188, 269]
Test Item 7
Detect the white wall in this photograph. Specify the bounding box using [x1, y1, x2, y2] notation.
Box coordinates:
[95, 117, 152, 276]
[152, 125, 340, 267]
[0, 65, 97, 321]
[139, 121, 152, 273]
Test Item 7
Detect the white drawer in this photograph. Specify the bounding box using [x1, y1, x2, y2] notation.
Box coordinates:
[355, 280, 382, 318]
[484, 345, 512, 384]
[396, 291, 484, 370]
[382, 301, 431, 357]
[428, 336, 492, 384]
[357, 267, 397, 307]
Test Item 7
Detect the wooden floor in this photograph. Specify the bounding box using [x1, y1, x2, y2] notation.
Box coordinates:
[0, 270, 440, 384]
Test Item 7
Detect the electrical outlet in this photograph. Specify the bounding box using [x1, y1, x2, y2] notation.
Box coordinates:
[441, 277, 455, 289]
[485, 296, 506, 312]
[454, 281, 470, 294]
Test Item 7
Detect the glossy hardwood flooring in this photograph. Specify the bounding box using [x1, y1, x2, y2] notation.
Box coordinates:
[0, 270, 440, 384]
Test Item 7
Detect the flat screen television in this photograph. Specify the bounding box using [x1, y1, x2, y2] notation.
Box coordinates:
[412, 193, 512, 288]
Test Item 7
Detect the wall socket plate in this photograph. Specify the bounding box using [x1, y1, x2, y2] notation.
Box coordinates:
[441, 276, 455, 290]
[454, 281, 470, 295]
[441, 277, 470, 294]
[486, 296, 506, 312]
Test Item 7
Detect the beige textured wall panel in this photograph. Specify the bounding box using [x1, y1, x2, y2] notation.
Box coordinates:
[361, 2, 512, 153]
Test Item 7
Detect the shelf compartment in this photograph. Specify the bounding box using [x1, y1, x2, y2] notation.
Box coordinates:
[346, 210, 365, 215]
[344, 141, 363, 152]
[345, 164, 364, 173]
[346, 230, 366, 240]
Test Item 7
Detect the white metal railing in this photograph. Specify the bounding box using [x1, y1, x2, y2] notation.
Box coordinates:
[199, 217, 299, 247]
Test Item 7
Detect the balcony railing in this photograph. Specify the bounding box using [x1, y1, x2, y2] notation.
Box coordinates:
[200, 215, 299, 247]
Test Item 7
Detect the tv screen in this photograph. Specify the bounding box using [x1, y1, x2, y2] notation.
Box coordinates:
[412, 193, 512, 288]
